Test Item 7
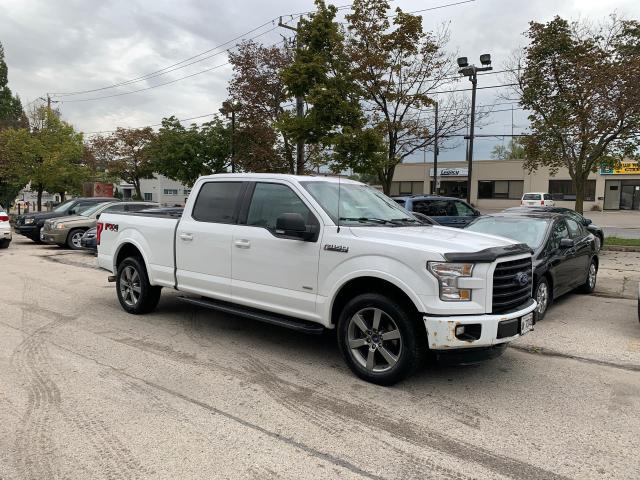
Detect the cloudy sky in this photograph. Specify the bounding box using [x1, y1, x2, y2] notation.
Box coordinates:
[2, 0, 639, 161]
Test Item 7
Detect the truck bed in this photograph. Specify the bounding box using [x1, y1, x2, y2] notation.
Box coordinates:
[97, 212, 180, 288]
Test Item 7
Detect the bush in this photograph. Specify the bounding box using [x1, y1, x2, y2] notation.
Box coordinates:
[590, 204, 602, 211]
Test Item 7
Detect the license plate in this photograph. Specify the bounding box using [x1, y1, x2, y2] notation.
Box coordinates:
[520, 313, 534, 335]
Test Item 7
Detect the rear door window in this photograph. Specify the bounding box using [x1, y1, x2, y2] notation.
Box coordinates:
[192, 182, 244, 224]
[453, 200, 474, 216]
[544, 194, 552, 200]
[413, 200, 451, 216]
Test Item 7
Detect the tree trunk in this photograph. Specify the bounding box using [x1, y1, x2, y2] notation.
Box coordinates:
[574, 178, 585, 214]
[36, 184, 44, 212]
[133, 179, 142, 200]
[283, 136, 295, 174]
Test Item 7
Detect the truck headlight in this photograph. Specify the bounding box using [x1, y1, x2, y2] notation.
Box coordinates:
[427, 262, 474, 301]
[24, 218, 34, 224]
[55, 223, 65, 229]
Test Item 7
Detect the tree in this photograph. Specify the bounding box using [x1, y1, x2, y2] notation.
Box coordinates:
[512, 16, 640, 213]
[491, 138, 526, 160]
[90, 127, 155, 199]
[149, 116, 229, 185]
[280, 0, 372, 174]
[345, 0, 469, 194]
[0, 107, 85, 210]
[0, 40, 28, 207]
[228, 41, 296, 173]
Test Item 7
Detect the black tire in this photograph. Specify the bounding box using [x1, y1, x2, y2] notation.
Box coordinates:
[116, 256, 162, 314]
[533, 277, 551, 322]
[337, 293, 424, 386]
[579, 258, 598, 294]
[0, 239, 10, 249]
[66, 228, 85, 250]
[32, 227, 43, 244]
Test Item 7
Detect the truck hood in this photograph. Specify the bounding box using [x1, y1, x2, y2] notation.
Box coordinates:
[350, 225, 521, 258]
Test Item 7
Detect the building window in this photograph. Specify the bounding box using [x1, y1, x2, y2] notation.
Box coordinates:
[183, 189, 191, 196]
[548, 180, 596, 201]
[143, 193, 153, 201]
[163, 189, 179, 195]
[478, 180, 524, 199]
[389, 181, 423, 196]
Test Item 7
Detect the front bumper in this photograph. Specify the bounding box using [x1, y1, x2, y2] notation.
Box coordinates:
[423, 299, 536, 350]
[41, 230, 67, 244]
[17, 224, 40, 236]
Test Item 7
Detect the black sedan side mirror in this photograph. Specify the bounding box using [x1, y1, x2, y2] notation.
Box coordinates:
[584, 218, 592, 225]
[559, 238, 575, 249]
[473, 209, 481, 216]
[275, 213, 315, 241]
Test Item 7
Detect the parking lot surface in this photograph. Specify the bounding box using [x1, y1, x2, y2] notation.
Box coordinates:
[1, 237, 639, 479]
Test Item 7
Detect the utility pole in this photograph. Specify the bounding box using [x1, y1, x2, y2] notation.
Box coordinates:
[457, 54, 493, 204]
[279, 17, 305, 175]
[220, 100, 239, 173]
[433, 101, 439, 195]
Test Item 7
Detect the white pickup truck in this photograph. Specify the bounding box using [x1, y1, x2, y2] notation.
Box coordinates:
[97, 174, 536, 385]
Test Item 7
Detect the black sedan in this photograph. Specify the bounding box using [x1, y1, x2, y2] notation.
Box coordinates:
[465, 211, 599, 321]
[503, 206, 604, 251]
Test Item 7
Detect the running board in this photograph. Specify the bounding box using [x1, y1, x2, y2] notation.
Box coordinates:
[178, 296, 325, 335]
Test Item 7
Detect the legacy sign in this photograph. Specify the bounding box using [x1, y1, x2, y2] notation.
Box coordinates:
[429, 167, 468, 177]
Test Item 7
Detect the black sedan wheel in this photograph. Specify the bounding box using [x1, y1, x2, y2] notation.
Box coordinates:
[579, 259, 598, 294]
[534, 277, 550, 322]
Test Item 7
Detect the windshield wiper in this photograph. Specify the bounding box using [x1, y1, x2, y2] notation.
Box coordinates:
[391, 217, 420, 225]
[339, 217, 397, 225]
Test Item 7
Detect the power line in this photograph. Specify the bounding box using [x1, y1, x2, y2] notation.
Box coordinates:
[82, 112, 220, 135]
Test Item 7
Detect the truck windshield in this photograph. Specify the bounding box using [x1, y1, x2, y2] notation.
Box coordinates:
[300, 181, 417, 226]
[466, 216, 549, 249]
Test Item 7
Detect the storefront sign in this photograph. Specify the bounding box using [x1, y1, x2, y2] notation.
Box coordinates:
[599, 161, 640, 175]
[429, 167, 468, 177]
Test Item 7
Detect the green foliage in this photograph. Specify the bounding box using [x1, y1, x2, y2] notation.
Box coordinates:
[491, 138, 526, 160]
[0, 42, 27, 131]
[279, 0, 371, 173]
[517, 15, 640, 213]
[149, 116, 229, 186]
[0, 108, 86, 209]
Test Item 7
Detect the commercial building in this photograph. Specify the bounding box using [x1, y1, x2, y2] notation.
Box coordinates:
[117, 174, 192, 206]
[391, 159, 640, 211]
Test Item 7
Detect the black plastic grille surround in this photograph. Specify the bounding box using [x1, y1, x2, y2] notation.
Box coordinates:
[492, 257, 533, 314]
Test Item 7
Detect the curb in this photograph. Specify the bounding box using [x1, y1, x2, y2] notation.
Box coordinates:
[602, 245, 640, 252]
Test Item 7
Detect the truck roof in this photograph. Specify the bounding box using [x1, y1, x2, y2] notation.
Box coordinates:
[196, 173, 363, 185]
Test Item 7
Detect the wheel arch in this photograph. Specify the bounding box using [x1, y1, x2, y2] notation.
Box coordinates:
[329, 275, 422, 327]
[114, 241, 151, 280]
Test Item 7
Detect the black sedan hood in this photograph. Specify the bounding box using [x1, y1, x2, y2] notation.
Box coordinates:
[20, 211, 65, 222]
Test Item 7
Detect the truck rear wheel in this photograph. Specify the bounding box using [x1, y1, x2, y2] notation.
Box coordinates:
[116, 256, 161, 314]
[337, 293, 423, 385]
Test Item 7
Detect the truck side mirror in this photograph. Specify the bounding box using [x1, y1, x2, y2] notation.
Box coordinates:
[275, 213, 315, 240]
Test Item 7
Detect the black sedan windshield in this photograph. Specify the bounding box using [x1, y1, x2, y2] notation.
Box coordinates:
[466, 217, 550, 249]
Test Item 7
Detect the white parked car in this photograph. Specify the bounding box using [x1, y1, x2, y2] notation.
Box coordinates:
[0, 205, 12, 248]
[97, 174, 537, 385]
[521, 192, 555, 207]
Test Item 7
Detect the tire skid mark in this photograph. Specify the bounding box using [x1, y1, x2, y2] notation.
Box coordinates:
[10, 313, 149, 479]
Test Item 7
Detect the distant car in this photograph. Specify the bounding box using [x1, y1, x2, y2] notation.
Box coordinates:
[80, 227, 98, 251]
[503, 206, 604, 251]
[15, 197, 119, 243]
[521, 192, 555, 207]
[465, 211, 598, 321]
[137, 206, 184, 217]
[393, 195, 480, 228]
[42, 201, 158, 249]
[0, 205, 11, 249]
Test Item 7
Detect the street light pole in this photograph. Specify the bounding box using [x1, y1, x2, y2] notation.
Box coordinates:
[433, 101, 439, 195]
[457, 54, 492, 205]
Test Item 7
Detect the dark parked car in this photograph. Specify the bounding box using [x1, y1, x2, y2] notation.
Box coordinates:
[410, 211, 439, 225]
[393, 195, 480, 228]
[15, 197, 118, 243]
[465, 211, 599, 321]
[80, 227, 98, 251]
[503, 206, 604, 250]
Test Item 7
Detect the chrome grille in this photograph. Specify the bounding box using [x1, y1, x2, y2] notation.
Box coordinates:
[492, 257, 533, 314]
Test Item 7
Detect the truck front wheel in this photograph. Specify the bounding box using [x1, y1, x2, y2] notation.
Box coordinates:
[337, 293, 424, 385]
[116, 256, 161, 314]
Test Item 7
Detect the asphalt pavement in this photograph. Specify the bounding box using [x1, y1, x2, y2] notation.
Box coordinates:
[0, 237, 639, 480]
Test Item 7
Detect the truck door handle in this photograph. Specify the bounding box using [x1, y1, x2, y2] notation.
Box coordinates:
[179, 233, 193, 241]
[234, 239, 251, 249]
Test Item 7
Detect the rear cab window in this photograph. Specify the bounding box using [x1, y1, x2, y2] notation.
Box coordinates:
[192, 182, 244, 224]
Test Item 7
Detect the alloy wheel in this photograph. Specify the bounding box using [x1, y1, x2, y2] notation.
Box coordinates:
[119, 266, 141, 307]
[536, 282, 548, 315]
[588, 263, 597, 289]
[71, 232, 83, 248]
[347, 307, 403, 373]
